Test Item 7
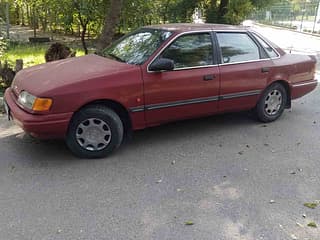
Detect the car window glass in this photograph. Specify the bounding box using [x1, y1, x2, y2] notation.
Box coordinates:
[160, 33, 213, 69]
[104, 29, 172, 65]
[216, 33, 260, 64]
[252, 33, 279, 58]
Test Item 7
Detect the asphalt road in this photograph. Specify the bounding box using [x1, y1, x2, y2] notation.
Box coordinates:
[0, 26, 320, 240]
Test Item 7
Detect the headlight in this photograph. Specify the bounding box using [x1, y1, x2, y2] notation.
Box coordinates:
[18, 91, 53, 111]
[18, 91, 36, 109]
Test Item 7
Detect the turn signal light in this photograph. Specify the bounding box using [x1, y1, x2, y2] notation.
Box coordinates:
[32, 98, 53, 111]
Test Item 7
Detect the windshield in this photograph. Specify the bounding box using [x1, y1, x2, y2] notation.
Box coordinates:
[102, 28, 173, 65]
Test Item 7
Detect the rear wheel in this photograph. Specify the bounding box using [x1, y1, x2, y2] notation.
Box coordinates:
[66, 105, 123, 158]
[256, 83, 287, 122]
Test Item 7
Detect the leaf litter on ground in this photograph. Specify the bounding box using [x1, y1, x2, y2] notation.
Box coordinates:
[307, 222, 317, 228]
[185, 221, 194, 226]
[304, 202, 318, 209]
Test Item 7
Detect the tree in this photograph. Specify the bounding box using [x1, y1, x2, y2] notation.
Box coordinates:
[97, 0, 123, 52]
[73, 0, 106, 54]
[205, 0, 276, 24]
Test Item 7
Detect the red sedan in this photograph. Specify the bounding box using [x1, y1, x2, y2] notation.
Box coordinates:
[4, 24, 318, 158]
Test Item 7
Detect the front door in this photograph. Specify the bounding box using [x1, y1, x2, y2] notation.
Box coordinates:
[142, 32, 220, 125]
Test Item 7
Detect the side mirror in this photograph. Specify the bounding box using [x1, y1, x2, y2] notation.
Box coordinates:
[149, 58, 174, 72]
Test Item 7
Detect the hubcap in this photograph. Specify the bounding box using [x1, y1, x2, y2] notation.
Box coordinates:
[264, 90, 282, 116]
[76, 118, 111, 151]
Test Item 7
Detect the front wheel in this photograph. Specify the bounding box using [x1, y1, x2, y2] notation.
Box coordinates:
[256, 83, 287, 123]
[66, 105, 124, 158]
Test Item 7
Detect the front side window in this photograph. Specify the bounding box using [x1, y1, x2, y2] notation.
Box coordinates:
[216, 33, 260, 64]
[160, 33, 213, 69]
[102, 29, 172, 65]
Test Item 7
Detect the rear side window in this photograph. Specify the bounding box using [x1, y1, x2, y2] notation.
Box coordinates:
[161, 33, 213, 69]
[252, 33, 279, 58]
[216, 32, 260, 64]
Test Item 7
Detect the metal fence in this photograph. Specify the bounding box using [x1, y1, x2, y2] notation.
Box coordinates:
[253, 0, 320, 34]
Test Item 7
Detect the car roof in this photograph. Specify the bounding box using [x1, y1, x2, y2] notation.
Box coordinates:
[144, 23, 248, 32]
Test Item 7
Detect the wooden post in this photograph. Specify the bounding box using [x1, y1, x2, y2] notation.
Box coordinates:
[15, 59, 23, 72]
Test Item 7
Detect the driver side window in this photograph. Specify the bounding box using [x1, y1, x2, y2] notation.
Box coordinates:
[160, 33, 214, 69]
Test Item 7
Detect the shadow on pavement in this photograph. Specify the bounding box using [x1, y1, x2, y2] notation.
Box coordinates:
[0, 111, 257, 162]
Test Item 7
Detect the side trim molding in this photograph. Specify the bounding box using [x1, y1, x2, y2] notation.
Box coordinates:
[292, 80, 318, 88]
[146, 96, 219, 111]
[129, 90, 262, 113]
[130, 106, 145, 113]
[220, 90, 262, 100]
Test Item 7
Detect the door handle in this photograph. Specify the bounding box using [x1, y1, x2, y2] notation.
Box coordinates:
[203, 74, 216, 81]
[261, 67, 270, 73]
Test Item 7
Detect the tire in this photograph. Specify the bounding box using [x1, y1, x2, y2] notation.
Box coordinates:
[66, 105, 124, 158]
[256, 83, 287, 123]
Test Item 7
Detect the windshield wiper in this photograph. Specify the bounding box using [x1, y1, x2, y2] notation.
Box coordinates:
[107, 53, 125, 63]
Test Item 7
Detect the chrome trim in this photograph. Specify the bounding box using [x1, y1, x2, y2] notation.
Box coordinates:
[292, 80, 318, 88]
[220, 90, 262, 100]
[130, 106, 145, 113]
[168, 64, 218, 71]
[218, 58, 271, 66]
[146, 95, 219, 111]
[129, 89, 262, 112]
[147, 30, 215, 73]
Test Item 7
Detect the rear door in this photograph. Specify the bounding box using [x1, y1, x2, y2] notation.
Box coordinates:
[215, 32, 273, 112]
[142, 32, 220, 125]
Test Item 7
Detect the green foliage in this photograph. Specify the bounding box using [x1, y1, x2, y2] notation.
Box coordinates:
[0, 0, 278, 54]
[225, 0, 253, 24]
[0, 38, 8, 58]
[205, 0, 275, 24]
[166, 0, 201, 23]
[121, 0, 200, 31]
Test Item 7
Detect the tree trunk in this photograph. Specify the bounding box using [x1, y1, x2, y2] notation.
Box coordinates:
[15, 3, 20, 25]
[21, 3, 25, 26]
[96, 0, 123, 53]
[5, 2, 10, 39]
[218, 0, 229, 21]
[32, 7, 37, 38]
[26, 4, 30, 26]
[79, 18, 89, 55]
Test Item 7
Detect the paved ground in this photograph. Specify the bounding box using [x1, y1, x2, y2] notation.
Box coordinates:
[0, 26, 320, 240]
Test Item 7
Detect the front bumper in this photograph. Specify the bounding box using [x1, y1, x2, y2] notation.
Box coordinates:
[4, 88, 73, 139]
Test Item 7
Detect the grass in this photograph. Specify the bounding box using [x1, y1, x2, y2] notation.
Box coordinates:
[0, 41, 86, 96]
[2, 42, 85, 68]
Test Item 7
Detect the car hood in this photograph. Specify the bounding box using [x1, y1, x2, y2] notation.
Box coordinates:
[12, 54, 138, 96]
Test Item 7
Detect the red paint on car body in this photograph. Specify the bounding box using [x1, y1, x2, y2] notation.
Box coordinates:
[4, 24, 317, 140]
